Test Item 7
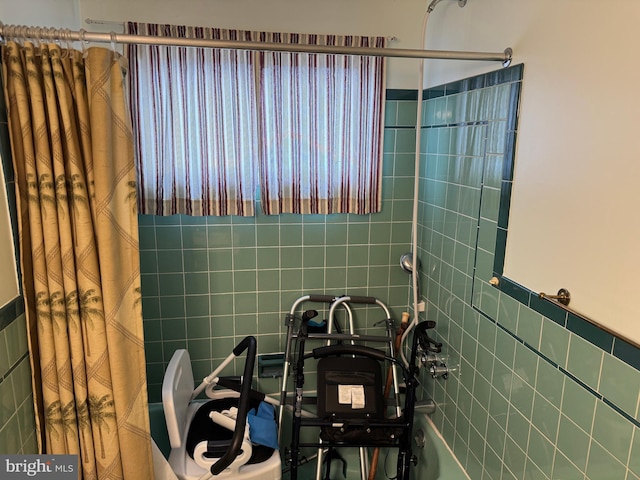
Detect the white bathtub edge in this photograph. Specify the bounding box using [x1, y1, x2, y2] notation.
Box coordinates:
[422, 415, 471, 480]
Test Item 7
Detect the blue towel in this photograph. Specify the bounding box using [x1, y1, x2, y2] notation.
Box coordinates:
[247, 401, 279, 450]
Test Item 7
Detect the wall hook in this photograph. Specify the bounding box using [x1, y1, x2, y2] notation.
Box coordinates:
[538, 288, 571, 306]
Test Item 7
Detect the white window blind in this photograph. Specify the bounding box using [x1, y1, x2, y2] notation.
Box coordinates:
[127, 22, 386, 216]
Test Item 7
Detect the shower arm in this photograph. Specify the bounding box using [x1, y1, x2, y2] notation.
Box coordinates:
[427, 0, 445, 13]
[428, 0, 468, 13]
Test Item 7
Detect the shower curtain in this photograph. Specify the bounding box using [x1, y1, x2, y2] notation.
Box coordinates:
[2, 41, 154, 479]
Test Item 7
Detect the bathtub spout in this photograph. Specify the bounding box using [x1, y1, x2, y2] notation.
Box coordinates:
[415, 398, 436, 415]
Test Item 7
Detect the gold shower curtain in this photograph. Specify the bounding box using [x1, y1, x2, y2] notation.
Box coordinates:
[2, 41, 154, 479]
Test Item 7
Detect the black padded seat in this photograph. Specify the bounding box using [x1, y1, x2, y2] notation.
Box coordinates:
[186, 397, 275, 465]
[316, 356, 403, 445]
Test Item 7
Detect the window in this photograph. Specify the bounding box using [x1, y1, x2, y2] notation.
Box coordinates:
[127, 23, 386, 216]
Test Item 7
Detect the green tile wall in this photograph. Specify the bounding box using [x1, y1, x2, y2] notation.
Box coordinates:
[139, 94, 419, 402]
[418, 65, 640, 480]
[0, 304, 37, 454]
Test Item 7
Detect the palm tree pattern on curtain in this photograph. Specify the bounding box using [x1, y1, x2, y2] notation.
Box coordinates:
[2, 41, 154, 479]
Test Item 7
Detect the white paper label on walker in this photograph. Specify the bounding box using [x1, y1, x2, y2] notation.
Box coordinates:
[351, 385, 365, 409]
[338, 384, 366, 408]
[338, 384, 352, 404]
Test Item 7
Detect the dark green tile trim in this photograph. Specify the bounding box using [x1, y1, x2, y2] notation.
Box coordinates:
[560, 367, 601, 398]
[484, 70, 522, 302]
[479, 292, 640, 430]
[562, 367, 640, 432]
[498, 275, 640, 376]
[385, 89, 418, 101]
[425, 87, 446, 100]
[476, 299, 640, 431]
[603, 397, 640, 428]
[0, 124, 13, 184]
[423, 63, 525, 100]
[0, 110, 6, 128]
[567, 313, 613, 352]
[486, 64, 522, 86]
[497, 277, 530, 304]
[508, 82, 522, 131]
[493, 228, 507, 276]
[443, 75, 487, 95]
[503, 132, 517, 181]
[536, 347, 559, 369]
[4, 176, 19, 274]
[0, 296, 24, 331]
[423, 120, 488, 130]
[1, 112, 21, 285]
[155, 215, 183, 225]
[510, 63, 525, 81]
[138, 215, 156, 226]
[528, 293, 568, 327]
[497, 181, 512, 229]
[0, 64, 8, 126]
[613, 338, 640, 371]
[0, 351, 29, 383]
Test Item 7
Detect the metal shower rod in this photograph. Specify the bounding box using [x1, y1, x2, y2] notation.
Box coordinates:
[0, 23, 513, 66]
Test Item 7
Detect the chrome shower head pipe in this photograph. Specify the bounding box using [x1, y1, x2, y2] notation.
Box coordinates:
[400, 252, 419, 273]
[427, 0, 467, 13]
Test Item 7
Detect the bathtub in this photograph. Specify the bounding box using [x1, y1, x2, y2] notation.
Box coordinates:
[149, 403, 469, 480]
[149, 402, 172, 458]
[409, 412, 470, 480]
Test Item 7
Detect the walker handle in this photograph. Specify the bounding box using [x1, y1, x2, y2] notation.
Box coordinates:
[307, 294, 338, 303]
[210, 335, 257, 476]
[305, 294, 378, 305]
[341, 295, 378, 304]
[310, 344, 389, 362]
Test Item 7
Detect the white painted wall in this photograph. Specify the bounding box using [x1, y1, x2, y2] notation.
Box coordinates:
[78, 0, 434, 89]
[4, 0, 637, 342]
[0, 0, 80, 29]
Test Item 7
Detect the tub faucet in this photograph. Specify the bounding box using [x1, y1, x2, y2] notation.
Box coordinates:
[414, 321, 449, 379]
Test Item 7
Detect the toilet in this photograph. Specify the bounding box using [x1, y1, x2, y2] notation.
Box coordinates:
[162, 349, 282, 480]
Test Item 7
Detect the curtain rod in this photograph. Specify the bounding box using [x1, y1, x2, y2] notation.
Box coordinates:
[0, 23, 513, 66]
